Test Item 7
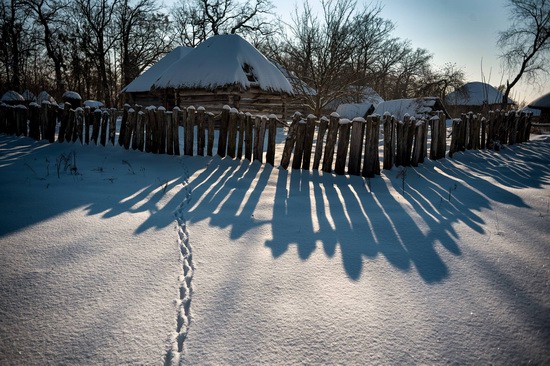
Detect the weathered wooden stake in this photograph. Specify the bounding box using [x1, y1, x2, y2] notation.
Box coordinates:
[196, 107, 205, 156]
[185, 106, 196, 156]
[227, 107, 238, 158]
[280, 112, 301, 169]
[335, 119, 351, 175]
[312, 116, 329, 170]
[266, 114, 278, 166]
[302, 114, 317, 170]
[322, 112, 340, 173]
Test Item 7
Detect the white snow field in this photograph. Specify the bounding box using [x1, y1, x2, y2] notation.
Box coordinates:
[0, 131, 549, 365]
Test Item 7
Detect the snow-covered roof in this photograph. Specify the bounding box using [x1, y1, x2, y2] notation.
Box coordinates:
[122, 46, 193, 93]
[63, 91, 82, 100]
[84, 100, 105, 108]
[373, 97, 449, 120]
[153, 34, 293, 95]
[22, 90, 36, 102]
[1, 90, 24, 102]
[445, 81, 514, 106]
[37, 91, 56, 105]
[335, 102, 375, 119]
[527, 91, 550, 110]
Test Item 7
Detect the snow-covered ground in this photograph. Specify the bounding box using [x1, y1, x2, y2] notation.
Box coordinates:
[0, 131, 549, 365]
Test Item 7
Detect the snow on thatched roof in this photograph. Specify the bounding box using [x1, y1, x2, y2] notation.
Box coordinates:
[122, 46, 193, 93]
[527, 91, 550, 110]
[63, 91, 82, 100]
[336, 102, 375, 119]
[1, 90, 24, 103]
[445, 81, 514, 106]
[37, 91, 56, 105]
[153, 34, 293, 95]
[373, 97, 450, 120]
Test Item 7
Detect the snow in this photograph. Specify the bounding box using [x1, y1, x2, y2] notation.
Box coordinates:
[121, 46, 193, 93]
[36, 91, 56, 105]
[1, 90, 24, 103]
[446, 81, 514, 106]
[153, 34, 293, 95]
[62, 91, 82, 100]
[373, 98, 443, 120]
[528, 90, 550, 109]
[335, 102, 374, 119]
[1, 127, 549, 365]
[83, 100, 105, 108]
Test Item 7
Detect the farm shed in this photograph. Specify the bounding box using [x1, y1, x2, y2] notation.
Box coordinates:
[527, 91, 550, 124]
[373, 97, 450, 121]
[152, 34, 293, 118]
[445, 81, 515, 117]
[121, 46, 193, 106]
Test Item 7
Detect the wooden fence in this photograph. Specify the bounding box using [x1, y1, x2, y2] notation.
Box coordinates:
[0, 101, 533, 178]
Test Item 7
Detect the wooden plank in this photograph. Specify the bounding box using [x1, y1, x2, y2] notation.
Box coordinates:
[302, 114, 317, 170]
[280, 112, 301, 169]
[207, 112, 215, 156]
[172, 107, 181, 155]
[185, 106, 196, 156]
[244, 113, 253, 161]
[335, 118, 351, 175]
[196, 107, 206, 156]
[237, 112, 245, 160]
[322, 112, 340, 173]
[382, 113, 394, 170]
[217, 105, 230, 157]
[157, 106, 167, 154]
[313, 116, 328, 170]
[362, 115, 381, 178]
[292, 120, 307, 170]
[266, 114, 278, 166]
[109, 108, 116, 145]
[227, 107, 238, 158]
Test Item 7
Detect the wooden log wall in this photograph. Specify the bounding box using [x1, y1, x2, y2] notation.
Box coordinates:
[0, 102, 534, 179]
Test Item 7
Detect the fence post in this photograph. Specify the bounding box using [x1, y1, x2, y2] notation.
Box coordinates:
[109, 108, 117, 145]
[348, 117, 366, 175]
[124, 108, 135, 150]
[362, 114, 381, 178]
[312, 116, 329, 170]
[135, 110, 145, 151]
[90, 108, 99, 144]
[100, 110, 108, 146]
[335, 118, 351, 175]
[172, 107, 181, 155]
[412, 119, 426, 167]
[302, 114, 317, 170]
[266, 114, 278, 166]
[291, 119, 307, 170]
[185, 106, 196, 156]
[118, 104, 129, 146]
[217, 106, 230, 157]
[237, 112, 245, 160]
[227, 107, 238, 158]
[156, 106, 166, 154]
[381, 113, 394, 170]
[322, 112, 340, 173]
[244, 112, 253, 161]
[74, 107, 84, 143]
[207, 112, 215, 156]
[145, 106, 156, 153]
[280, 112, 301, 169]
[196, 107, 205, 156]
[28, 102, 40, 140]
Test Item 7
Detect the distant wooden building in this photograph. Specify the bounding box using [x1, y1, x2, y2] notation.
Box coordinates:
[151, 34, 294, 118]
[528, 91, 550, 124]
[121, 46, 193, 107]
[445, 81, 515, 117]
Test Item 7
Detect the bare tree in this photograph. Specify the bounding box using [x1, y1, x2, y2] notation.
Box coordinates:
[498, 0, 550, 109]
[271, 0, 376, 116]
[171, 0, 275, 47]
[116, 0, 174, 93]
[0, 0, 38, 91]
[22, 0, 69, 98]
[71, 0, 119, 106]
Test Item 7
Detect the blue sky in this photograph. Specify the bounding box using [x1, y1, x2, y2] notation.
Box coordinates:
[273, 0, 549, 104]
